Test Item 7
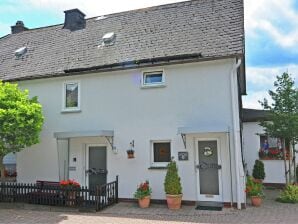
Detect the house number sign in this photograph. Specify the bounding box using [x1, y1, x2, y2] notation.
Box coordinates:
[178, 152, 188, 161]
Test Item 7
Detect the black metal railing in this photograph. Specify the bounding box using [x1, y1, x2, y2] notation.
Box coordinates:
[0, 176, 118, 211]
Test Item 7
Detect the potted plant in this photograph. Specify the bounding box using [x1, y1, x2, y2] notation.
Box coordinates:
[246, 176, 264, 206]
[60, 179, 80, 206]
[164, 159, 182, 209]
[252, 160, 265, 183]
[134, 180, 152, 208]
[127, 140, 135, 158]
[127, 149, 135, 159]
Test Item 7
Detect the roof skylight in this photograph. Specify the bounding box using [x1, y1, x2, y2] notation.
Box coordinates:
[102, 32, 115, 46]
[14, 46, 27, 58]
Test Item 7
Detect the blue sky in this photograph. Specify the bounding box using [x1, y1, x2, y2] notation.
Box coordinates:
[0, 0, 297, 109]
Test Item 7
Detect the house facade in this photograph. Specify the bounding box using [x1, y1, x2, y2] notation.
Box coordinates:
[242, 109, 298, 185]
[0, 0, 246, 208]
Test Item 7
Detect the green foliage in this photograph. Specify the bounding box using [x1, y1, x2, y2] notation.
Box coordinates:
[134, 180, 152, 199]
[276, 185, 298, 203]
[245, 176, 264, 197]
[259, 72, 298, 145]
[0, 81, 44, 156]
[252, 160, 266, 180]
[296, 165, 298, 183]
[164, 159, 182, 195]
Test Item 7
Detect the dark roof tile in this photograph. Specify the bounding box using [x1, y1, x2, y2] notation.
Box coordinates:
[0, 0, 244, 81]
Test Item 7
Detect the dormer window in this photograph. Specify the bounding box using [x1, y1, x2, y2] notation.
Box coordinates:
[142, 71, 165, 88]
[62, 81, 80, 112]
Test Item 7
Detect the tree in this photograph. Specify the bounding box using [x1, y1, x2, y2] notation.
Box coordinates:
[164, 159, 182, 195]
[0, 81, 44, 175]
[259, 72, 298, 184]
[252, 160, 266, 181]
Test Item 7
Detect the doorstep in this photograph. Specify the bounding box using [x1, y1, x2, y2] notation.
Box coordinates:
[196, 201, 223, 211]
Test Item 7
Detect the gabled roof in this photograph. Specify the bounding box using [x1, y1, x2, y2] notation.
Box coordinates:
[242, 108, 271, 122]
[0, 0, 244, 81]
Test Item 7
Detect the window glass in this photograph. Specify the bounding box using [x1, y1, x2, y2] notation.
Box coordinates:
[143, 72, 163, 85]
[153, 142, 171, 162]
[260, 136, 278, 148]
[65, 83, 78, 108]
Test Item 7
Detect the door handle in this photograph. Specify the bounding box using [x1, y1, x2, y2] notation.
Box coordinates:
[196, 162, 222, 170]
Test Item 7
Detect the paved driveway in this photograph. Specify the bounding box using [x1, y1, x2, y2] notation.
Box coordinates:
[0, 189, 297, 224]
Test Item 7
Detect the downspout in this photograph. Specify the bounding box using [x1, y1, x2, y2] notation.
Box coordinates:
[230, 58, 242, 209]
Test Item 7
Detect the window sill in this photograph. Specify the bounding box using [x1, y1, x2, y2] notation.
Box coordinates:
[140, 84, 166, 89]
[61, 109, 81, 114]
[148, 166, 168, 170]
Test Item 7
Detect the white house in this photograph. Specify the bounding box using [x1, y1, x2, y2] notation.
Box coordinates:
[242, 109, 297, 185]
[0, 0, 246, 209]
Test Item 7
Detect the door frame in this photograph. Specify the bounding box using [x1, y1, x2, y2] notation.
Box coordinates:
[85, 143, 108, 188]
[195, 137, 223, 202]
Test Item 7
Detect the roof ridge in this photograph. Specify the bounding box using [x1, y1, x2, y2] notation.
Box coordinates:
[4, 0, 191, 36]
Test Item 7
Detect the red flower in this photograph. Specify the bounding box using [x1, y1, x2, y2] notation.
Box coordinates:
[60, 179, 80, 188]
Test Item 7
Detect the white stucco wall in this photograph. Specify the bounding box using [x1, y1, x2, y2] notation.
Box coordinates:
[242, 122, 297, 184]
[16, 58, 244, 203]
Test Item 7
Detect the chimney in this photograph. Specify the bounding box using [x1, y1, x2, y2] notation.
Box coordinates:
[11, 21, 28, 34]
[63, 9, 86, 31]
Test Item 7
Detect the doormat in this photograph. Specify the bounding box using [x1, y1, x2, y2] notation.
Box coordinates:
[195, 201, 223, 211]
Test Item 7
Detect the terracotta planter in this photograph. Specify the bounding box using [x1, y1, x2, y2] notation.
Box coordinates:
[138, 196, 151, 208]
[127, 150, 135, 159]
[127, 153, 134, 159]
[166, 194, 182, 210]
[251, 196, 262, 207]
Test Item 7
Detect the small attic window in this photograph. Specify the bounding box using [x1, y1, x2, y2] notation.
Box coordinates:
[102, 32, 115, 46]
[14, 46, 27, 58]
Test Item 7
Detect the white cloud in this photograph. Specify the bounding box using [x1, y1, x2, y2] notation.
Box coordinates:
[243, 90, 271, 109]
[246, 64, 298, 87]
[243, 64, 298, 109]
[244, 0, 298, 49]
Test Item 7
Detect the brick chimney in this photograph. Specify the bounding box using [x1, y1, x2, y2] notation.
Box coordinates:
[11, 21, 28, 34]
[63, 9, 86, 31]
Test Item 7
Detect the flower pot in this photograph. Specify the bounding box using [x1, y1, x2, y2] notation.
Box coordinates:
[138, 196, 151, 208]
[251, 196, 262, 207]
[166, 194, 182, 210]
[127, 153, 134, 159]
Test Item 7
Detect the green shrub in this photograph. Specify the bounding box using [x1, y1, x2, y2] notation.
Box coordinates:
[276, 185, 298, 203]
[296, 166, 298, 183]
[164, 159, 182, 195]
[245, 176, 264, 197]
[252, 160, 265, 180]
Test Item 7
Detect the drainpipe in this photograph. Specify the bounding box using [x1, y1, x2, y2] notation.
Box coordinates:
[230, 58, 242, 209]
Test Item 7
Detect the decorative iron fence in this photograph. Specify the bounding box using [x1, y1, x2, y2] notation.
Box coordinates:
[0, 176, 118, 211]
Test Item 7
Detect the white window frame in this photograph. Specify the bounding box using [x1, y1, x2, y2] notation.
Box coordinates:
[150, 140, 172, 167]
[62, 81, 81, 112]
[141, 70, 165, 88]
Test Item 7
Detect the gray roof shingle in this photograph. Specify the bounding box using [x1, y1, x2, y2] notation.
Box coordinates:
[0, 0, 244, 81]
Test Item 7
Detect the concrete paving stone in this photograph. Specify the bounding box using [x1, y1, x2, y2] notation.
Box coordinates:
[0, 189, 297, 224]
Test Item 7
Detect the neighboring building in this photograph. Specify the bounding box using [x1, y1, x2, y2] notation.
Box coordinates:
[0, 0, 246, 208]
[242, 108, 297, 185]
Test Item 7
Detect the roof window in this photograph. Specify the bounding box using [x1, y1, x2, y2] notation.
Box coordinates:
[102, 32, 116, 46]
[14, 47, 27, 58]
